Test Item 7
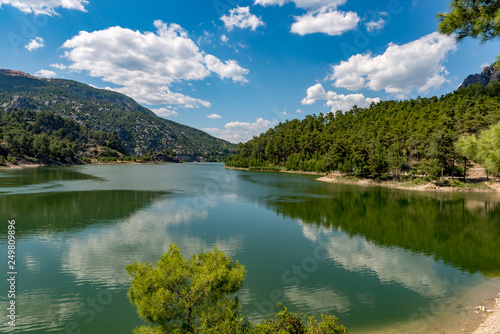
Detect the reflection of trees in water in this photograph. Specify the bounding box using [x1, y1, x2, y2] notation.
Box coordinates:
[263, 189, 500, 277]
[0, 166, 104, 188]
[0, 190, 168, 233]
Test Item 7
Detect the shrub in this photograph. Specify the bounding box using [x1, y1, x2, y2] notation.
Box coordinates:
[7, 154, 17, 164]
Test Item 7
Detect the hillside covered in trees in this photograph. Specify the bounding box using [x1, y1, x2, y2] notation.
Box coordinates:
[0, 70, 236, 162]
[226, 82, 500, 179]
[0, 109, 127, 165]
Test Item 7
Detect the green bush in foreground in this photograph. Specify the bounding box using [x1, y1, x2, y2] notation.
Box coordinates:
[254, 304, 348, 334]
[127, 244, 348, 334]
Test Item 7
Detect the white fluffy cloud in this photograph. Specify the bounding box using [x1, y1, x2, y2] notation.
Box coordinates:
[221, 6, 265, 31]
[205, 55, 249, 83]
[203, 117, 278, 143]
[365, 17, 386, 32]
[62, 21, 249, 107]
[25, 37, 44, 51]
[254, 0, 286, 5]
[0, 0, 88, 15]
[207, 113, 222, 119]
[255, 0, 346, 10]
[301, 83, 380, 112]
[151, 108, 178, 117]
[329, 32, 457, 96]
[364, 11, 388, 32]
[291, 8, 359, 36]
[50, 63, 67, 70]
[35, 69, 56, 78]
[255, 0, 357, 36]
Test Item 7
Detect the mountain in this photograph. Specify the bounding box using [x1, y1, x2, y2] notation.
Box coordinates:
[460, 63, 500, 88]
[0, 70, 236, 161]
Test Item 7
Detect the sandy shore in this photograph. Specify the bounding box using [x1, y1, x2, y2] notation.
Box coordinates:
[224, 166, 325, 175]
[472, 293, 500, 334]
[316, 175, 499, 193]
[225, 166, 499, 193]
[355, 281, 500, 334]
[0, 162, 43, 170]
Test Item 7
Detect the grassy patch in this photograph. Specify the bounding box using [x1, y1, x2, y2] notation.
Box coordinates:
[337, 175, 360, 183]
[449, 179, 491, 189]
[248, 165, 286, 172]
[412, 178, 429, 186]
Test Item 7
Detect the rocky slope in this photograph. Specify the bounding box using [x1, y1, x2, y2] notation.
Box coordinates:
[460, 63, 500, 88]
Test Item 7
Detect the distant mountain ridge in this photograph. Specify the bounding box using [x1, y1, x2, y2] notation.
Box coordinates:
[460, 63, 500, 88]
[0, 70, 235, 161]
[0, 69, 41, 80]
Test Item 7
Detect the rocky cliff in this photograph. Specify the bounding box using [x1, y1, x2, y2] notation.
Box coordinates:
[460, 63, 500, 88]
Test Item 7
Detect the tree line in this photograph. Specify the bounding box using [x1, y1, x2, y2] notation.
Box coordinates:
[226, 83, 500, 179]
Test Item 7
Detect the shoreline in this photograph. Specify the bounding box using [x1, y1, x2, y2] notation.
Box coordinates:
[361, 282, 500, 334]
[0, 162, 44, 170]
[224, 165, 325, 175]
[10, 162, 498, 194]
[472, 291, 500, 334]
[224, 166, 500, 193]
[316, 175, 500, 193]
[0, 160, 190, 170]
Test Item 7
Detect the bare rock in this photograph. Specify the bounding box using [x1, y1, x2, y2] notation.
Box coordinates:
[460, 64, 500, 88]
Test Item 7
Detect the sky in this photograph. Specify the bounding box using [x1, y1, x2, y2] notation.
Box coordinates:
[0, 0, 499, 143]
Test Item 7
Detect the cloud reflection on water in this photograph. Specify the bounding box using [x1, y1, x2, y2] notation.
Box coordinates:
[61, 197, 245, 287]
[300, 221, 450, 298]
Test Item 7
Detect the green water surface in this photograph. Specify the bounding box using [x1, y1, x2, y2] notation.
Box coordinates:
[1, 163, 499, 333]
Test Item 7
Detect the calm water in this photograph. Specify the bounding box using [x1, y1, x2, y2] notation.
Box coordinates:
[1, 163, 500, 333]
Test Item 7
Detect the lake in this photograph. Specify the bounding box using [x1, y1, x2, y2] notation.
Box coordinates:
[1, 163, 499, 333]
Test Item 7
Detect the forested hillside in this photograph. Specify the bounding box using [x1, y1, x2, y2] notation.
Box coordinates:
[0, 109, 126, 165]
[0, 70, 236, 161]
[226, 83, 500, 179]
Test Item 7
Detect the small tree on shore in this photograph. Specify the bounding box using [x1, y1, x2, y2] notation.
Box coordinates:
[455, 121, 500, 180]
[454, 134, 477, 181]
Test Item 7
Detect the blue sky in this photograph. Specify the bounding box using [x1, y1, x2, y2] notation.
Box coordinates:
[1, 0, 499, 143]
